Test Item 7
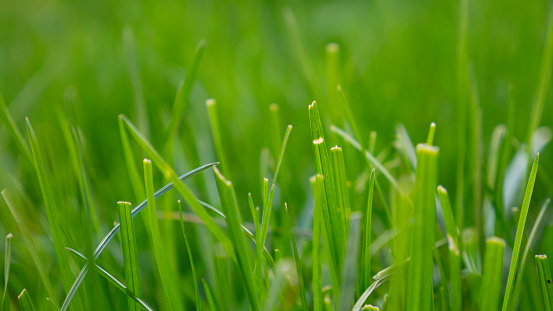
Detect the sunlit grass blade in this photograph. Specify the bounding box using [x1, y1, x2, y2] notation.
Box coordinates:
[527, 7, 553, 151]
[339, 212, 362, 310]
[3, 233, 12, 311]
[119, 115, 146, 201]
[206, 99, 231, 178]
[536, 255, 553, 310]
[426, 122, 436, 145]
[502, 153, 540, 310]
[329, 125, 400, 191]
[406, 144, 439, 311]
[163, 39, 206, 148]
[359, 169, 375, 295]
[143, 159, 180, 311]
[18, 289, 35, 311]
[311, 175, 322, 311]
[118, 201, 142, 311]
[437, 186, 461, 311]
[480, 237, 505, 311]
[0, 91, 32, 162]
[120, 114, 235, 261]
[178, 200, 200, 311]
[284, 203, 307, 311]
[65, 247, 153, 311]
[510, 198, 551, 309]
[213, 167, 261, 311]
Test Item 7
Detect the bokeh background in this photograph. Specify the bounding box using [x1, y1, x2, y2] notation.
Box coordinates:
[1, 0, 553, 309]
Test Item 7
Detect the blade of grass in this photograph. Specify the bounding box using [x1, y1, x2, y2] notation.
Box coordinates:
[206, 99, 231, 179]
[352, 273, 391, 311]
[18, 290, 35, 311]
[359, 169, 375, 294]
[2, 189, 55, 300]
[536, 255, 553, 310]
[163, 40, 206, 149]
[406, 144, 439, 311]
[0, 91, 32, 162]
[46, 298, 60, 311]
[2, 233, 12, 311]
[395, 124, 417, 170]
[65, 247, 153, 311]
[330, 146, 350, 234]
[437, 186, 461, 311]
[178, 200, 200, 311]
[311, 175, 322, 311]
[213, 167, 261, 311]
[201, 279, 217, 311]
[284, 203, 308, 311]
[143, 159, 180, 311]
[501, 153, 540, 310]
[339, 212, 362, 311]
[26, 118, 77, 300]
[118, 201, 142, 311]
[510, 198, 551, 309]
[480, 237, 505, 311]
[119, 115, 146, 201]
[426, 123, 436, 145]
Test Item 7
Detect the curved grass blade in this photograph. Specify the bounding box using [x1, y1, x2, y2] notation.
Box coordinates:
[501, 153, 540, 310]
[60, 162, 217, 311]
[178, 200, 200, 311]
[65, 248, 153, 311]
[214, 167, 261, 311]
[118, 201, 142, 311]
[46, 298, 60, 311]
[284, 203, 308, 311]
[352, 275, 390, 311]
[536, 255, 553, 310]
[119, 115, 146, 201]
[3, 233, 12, 311]
[0, 91, 32, 162]
[18, 289, 35, 311]
[510, 198, 551, 309]
[480, 237, 505, 310]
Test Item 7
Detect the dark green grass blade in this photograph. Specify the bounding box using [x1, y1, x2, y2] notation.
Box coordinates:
[502, 153, 539, 310]
[120, 114, 236, 260]
[65, 247, 153, 311]
[510, 198, 551, 309]
[118, 201, 142, 311]
[178, 200, 200, 311]
[59, 162, 216, 310]
[214, 167, 261, 311]
[143, 159, 181, 311]
[437, 186, 461, 311]
[339, 212, 362, 311]
[2, 233, 12, 311]
[536, 255, 553, 310]
[163, 40, 206, 149]
[0, 91, 32, 162]
[26, 118, 76, 299]
[284, 203, 308, 311]
[480, 237, 505, 311]
[2, 189, 55, 300]
[407, 144, 439, 311]
[18, 290, 35, 311]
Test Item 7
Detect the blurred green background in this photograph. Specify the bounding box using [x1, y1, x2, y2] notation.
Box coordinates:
[1, 0, 553, 309]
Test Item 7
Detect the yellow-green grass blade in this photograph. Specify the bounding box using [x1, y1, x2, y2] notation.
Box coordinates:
[178, 200, 200, 311]
[18, 289, 35, 311]
[352, 268, 393, 311]
[120, 114, 235, 260]
[361, 169, 375, 292]
[206, 99, 231, 179]
[480, 237, 505, 311]
[527, 8, 553, 152]
[60, 162, 216, 310]
[119, 115, 146, 201]
[406, 144, 439, 311]
[510, 198, 551, 309]
[0, 91, 32, 162]
[2, 233, 12, 311]
[536, 255, 553, 311]
[201, 279, 217, 311]
[118, 201, 142, 311]
[25, 118, 77, 300]
[213, 167, 261, 311]
[437, 186, 461, 311]
[163, 39, 206, 149]
[501, 153, 540, 311]
[329, 125, 400, 191]
[339, 212, 362, 310]
[395, 124, 417, 170]
[284, 203, 308, 311]
[65, 247, 153, 311]
[330, 146, 349, 236]
[143, 159, 181, 311]
[311, 175, 322, 311]
[1, 190, 55, 300]
[426, 122, 436, 146]
[46, 298, 60, 311]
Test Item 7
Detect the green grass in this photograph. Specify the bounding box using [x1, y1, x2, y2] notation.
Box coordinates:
[2, 0, 553, 310]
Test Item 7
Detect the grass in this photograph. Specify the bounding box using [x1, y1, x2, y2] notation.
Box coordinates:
[2, 0, 553, 310]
